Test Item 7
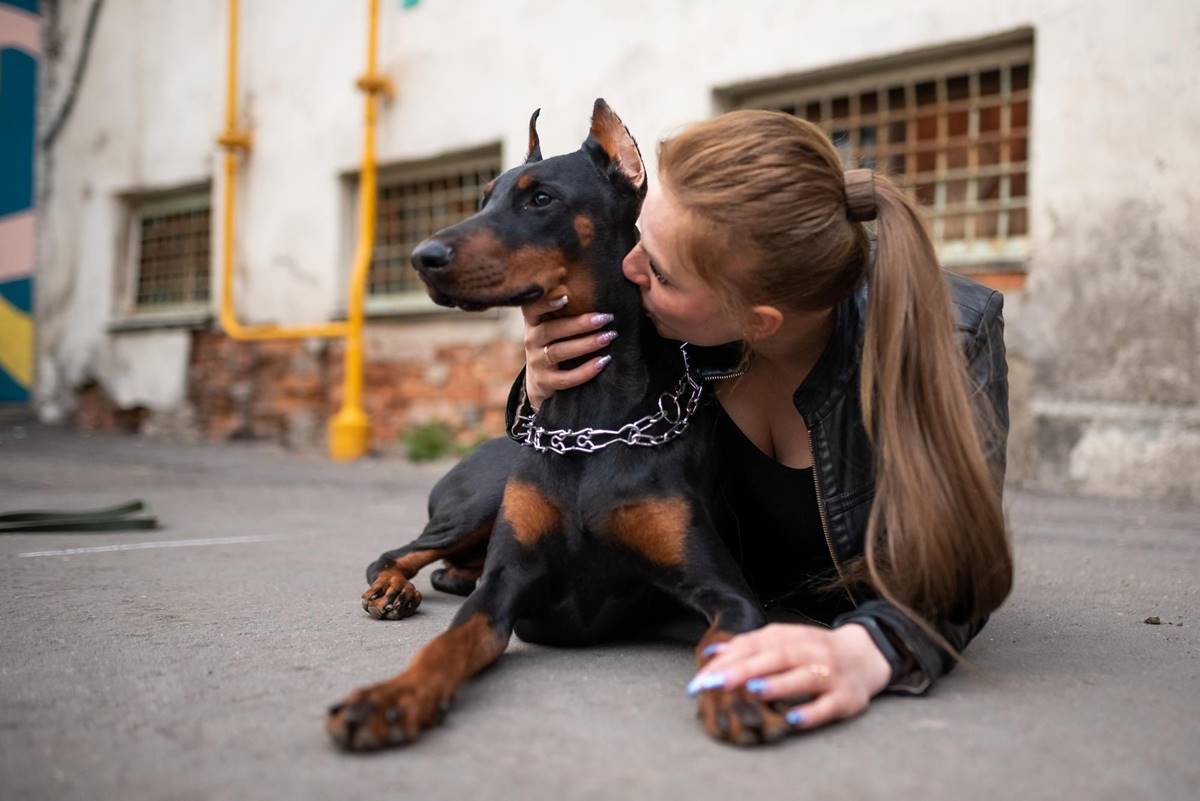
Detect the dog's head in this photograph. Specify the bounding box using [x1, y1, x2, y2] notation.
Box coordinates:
[409, 99, 647, 313]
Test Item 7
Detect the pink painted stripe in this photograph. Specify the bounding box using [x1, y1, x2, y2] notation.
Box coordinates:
[0, 6, 42, 57]
[0, 211, 35, 282]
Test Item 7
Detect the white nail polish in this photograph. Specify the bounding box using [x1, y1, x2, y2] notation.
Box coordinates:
[549, 295, 569, 309]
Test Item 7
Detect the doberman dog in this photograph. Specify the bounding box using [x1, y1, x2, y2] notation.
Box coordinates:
[326, 100, 790, 749]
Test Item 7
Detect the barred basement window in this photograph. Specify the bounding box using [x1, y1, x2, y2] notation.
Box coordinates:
[132, 193, 211, 310]
[727, 39, 1032, 273]
[369, 147, 502, 297]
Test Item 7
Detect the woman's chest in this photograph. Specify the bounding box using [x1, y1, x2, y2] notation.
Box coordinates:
[716, 377, 813, 469]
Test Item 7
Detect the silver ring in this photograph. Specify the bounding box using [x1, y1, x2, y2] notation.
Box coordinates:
[543, 344, 556, 367]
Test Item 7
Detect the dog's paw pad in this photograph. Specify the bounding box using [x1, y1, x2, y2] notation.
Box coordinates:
[697, 687, 790, 746]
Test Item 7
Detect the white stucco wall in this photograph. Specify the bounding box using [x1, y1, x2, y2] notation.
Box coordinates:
[36, 0, 1200, 497]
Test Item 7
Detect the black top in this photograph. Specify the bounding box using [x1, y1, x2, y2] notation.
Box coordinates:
[712, 403, 842, 620]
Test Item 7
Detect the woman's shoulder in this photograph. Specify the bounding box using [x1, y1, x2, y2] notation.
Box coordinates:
[944, 271, 1004, 336]
[853, 269, 1002, 337]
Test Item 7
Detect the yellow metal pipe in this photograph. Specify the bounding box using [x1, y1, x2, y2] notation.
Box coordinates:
[218, 0, 393, 459]
[329, 0, 392, 460]
[217, 0, 347, 342]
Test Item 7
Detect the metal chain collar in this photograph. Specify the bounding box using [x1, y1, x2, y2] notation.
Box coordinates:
[510, 343, 705, 455]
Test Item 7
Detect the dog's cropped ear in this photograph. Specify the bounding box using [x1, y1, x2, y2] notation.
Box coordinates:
[526, 108, 543, 163]
[583, 98, 646, 195]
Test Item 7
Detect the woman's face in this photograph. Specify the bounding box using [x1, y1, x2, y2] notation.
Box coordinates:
[621, 182, 745, 346]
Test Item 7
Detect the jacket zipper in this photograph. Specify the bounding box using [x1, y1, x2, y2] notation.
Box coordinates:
[701, 366, 750, 382]
[806, 420, 858, 609]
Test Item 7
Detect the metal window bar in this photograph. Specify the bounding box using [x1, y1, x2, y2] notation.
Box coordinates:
[135, 202, 212, 309]
[369, 153, 502, 296]
[735, 44, 1032, 268]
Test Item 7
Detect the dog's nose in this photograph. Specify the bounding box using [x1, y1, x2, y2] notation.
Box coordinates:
[411, 240, 454, 272]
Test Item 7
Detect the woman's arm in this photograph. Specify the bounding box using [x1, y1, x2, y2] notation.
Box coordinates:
[831, 602, 989, 694]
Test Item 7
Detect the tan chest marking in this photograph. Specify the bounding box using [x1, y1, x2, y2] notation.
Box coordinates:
[502, 480, 561, 548]
[609, 498, 691, 567]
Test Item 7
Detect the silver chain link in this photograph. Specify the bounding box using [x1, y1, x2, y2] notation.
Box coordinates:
[510, 343, 705, 455]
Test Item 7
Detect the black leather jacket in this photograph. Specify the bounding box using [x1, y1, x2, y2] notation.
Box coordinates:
[508, 271, 1009, 694]
[691, 271, 1009, 694]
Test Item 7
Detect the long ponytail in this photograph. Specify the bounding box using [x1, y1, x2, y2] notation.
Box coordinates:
[854, 176, 1012, 636]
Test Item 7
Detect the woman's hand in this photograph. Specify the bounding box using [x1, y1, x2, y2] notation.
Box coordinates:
[521, 293, 616, 409]
[687, 623, 893, 731]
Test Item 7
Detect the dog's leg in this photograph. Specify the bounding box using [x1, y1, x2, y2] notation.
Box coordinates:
[611, 496, 790, 746]
[430, 549, 486, 596]
[327, 600, 509, 749]
[680, 581, 793, 746]
[362, 521, 491, 619]
[361, 437, 517, 618]
[329, 481, 557, 750]
[678, 572, 795, 745]
[687, 605, 794, 747]
[330, 542, 541, 749]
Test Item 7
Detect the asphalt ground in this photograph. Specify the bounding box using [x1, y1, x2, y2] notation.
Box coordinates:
[1, 419, 1197, 801]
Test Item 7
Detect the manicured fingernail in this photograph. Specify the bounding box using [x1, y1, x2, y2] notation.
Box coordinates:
[786, 708, 806, 727]
[701, 643, 726, 657]
[686, 672, 726, 696]
[591, 313, 614, 326]
[596, 355, 612, 371]
[746, 678, 768, 695]
[549, 295, 569, 309]
[597, 330, 618, 344]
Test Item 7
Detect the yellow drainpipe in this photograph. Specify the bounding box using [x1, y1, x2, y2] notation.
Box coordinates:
[216, 0, 393, 461]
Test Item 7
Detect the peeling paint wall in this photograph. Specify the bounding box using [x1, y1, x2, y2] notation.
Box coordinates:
[1008, 2, 1200, 501]
[34, 0, 1200, 499]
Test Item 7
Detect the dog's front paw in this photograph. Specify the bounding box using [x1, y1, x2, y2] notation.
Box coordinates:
[696, 686, 791, 746]
[327, 678, 448, 750]
[361, 563, 422, 620]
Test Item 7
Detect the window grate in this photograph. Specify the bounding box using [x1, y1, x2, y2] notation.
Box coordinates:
[134, 204, 211, 309]
[370, 151, 502, 296]
[733, 45, 1032, 268]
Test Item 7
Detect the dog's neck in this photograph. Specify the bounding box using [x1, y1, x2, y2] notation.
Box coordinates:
[535, 233, 687, 433]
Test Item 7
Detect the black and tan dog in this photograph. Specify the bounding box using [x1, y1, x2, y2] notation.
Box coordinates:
[326, 100, 789, 749]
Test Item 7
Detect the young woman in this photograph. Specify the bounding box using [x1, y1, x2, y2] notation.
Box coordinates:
[516, 110, 1012, 731]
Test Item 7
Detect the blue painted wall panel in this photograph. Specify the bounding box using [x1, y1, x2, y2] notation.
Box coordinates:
[0, 276, 33, 313]
[0, 49, 36, 216]
[0, 1, 40, 14]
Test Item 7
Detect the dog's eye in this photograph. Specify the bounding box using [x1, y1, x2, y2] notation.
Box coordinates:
[531, 191, 554, 208]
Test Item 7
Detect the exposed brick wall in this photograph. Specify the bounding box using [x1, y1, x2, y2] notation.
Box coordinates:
[74, 327, 524, 453]
[327, 339, 522, 448]
[74, 380, 150, 433]
[187, 332, 329, 446]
